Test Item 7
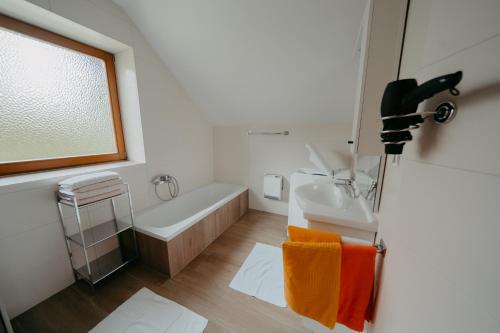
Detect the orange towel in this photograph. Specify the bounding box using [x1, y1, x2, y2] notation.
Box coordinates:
[337, 243, 377, 332]
[283, 226, 342, 328]
[283, 226, 377, 331]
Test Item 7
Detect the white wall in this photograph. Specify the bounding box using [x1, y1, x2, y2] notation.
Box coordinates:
[0, 0, 213, 318]
[371, 1, 500, 332]
[214, 124, 352, 215]
[113, 0, 367, 126]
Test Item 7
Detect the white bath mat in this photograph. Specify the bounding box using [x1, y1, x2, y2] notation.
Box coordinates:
[89, 288, 208, 333]
[229, 242, 286, 307]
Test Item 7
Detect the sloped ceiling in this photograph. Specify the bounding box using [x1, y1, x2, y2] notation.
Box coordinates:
[113, 0, 367, 125]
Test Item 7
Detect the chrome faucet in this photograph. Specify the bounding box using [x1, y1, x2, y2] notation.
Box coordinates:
[331, 169, 359, 198]
[336, 179, 358, 198]
[333, 177, 352, 186]
[366, 180, 378, 201]
[331, 168, 346, 178]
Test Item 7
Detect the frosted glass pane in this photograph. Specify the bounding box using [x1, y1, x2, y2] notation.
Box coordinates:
[0, 27, 117, 163]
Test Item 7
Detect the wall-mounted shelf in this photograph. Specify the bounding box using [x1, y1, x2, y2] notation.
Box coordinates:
[247, 130, 289, 136]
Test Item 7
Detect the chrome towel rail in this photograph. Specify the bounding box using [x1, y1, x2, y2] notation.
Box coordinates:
[374, 238, 387, 255]
[247, 130, 289, 136]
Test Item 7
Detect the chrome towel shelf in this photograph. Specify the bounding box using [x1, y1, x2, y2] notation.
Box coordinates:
[374, 238, 387, 255]
[57, 184, 138, 291]
[247, 130, 289, 136]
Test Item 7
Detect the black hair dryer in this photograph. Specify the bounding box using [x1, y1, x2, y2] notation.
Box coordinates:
[380, 71, 462, 160]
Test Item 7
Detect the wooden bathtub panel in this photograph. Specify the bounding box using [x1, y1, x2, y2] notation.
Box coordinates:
[136, 232, 169, 275]
[200, 213, 217, 247]
[229, 196, 241, 223]
[215, 195, 242, 235]
[167, 234, 185, 277]
[240, 190, 249, 217]
[182, 220, 205, 264]
[215, 204, 230, 236]
[168, 212, 218, 277]
[139, 191, 249, 277]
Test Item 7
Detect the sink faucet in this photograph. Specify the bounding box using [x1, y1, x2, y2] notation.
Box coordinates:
[331, 170, 360, 199]
[333, 178, 352, 186]
[366, 180, 378, 200]
[331, 168, 346, 178]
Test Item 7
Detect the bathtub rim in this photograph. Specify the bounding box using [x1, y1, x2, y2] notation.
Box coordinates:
[134, 183, 248, 242]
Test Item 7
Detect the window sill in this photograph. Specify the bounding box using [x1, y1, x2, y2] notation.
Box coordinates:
[0, 160, 145, 195]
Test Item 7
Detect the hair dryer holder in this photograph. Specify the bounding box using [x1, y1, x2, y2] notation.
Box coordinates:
[380, 71, 462, 157]
[381, 101, 457, 133]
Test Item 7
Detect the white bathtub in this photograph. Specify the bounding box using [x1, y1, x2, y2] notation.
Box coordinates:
[135, 183, 247, 241]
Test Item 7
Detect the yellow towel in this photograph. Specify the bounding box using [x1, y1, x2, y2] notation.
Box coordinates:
[283, 226, 342, 328]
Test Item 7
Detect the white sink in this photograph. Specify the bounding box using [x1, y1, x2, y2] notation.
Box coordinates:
[294, 182, 377, 233]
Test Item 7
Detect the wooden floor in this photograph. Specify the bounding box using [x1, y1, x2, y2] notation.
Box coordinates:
[12, 210, 309, 333]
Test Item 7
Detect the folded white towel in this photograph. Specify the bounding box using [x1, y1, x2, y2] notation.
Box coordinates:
[58, 171, 121, 190]
[59, 188, 125, 206]
[61, 178, 123, 194]
[59, 184, 126, 200]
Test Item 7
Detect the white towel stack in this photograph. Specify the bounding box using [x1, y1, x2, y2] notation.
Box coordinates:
[58, 171, 125, 206]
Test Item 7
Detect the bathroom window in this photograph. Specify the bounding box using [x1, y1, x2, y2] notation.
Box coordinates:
[0, 15, 126, 176]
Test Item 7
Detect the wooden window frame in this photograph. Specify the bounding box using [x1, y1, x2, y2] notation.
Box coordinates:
[0, 14, 127, 176]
